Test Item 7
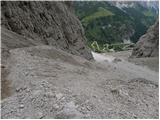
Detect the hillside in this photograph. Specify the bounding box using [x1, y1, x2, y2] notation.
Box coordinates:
[74, 1, 158, 46]
[132, 19, 159, 57]
[1, 1, 93, 60]
[1, 1, 159, 119]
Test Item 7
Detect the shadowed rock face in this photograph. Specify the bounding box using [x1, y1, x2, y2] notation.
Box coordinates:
[1, 1, 93, 60]
[131, 20, 159, 57]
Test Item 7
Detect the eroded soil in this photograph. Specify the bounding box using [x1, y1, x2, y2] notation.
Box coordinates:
[1, 46, 159, 119]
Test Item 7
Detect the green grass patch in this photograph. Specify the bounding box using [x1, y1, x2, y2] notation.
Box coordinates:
[82, 7, 114, 26]
[143, 10, 154, 17]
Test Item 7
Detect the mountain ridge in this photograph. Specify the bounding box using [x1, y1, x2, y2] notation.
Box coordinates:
[74, 1, 158, 46]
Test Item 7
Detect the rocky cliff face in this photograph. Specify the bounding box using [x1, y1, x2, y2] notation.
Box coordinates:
[1, 1, 93, 60]
[131, 19, 159, 57]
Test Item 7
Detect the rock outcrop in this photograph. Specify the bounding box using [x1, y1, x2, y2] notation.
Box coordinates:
[131, 20, 159, 57]
[1, 1, 159, 119]
[1, 1, 93, 60]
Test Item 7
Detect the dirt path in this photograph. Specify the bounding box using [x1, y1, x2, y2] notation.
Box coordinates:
[1, 46, 159, 119]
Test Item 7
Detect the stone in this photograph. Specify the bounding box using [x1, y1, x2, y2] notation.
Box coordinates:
[56, 93, 63, 100]
[113, 58, 122, 63]
[37, 112, 44, 119]
[19, 104, 24, 109]
[131, 19, 159, 57]
[55, 101, 82, 119]
[53, 104, 60, 110]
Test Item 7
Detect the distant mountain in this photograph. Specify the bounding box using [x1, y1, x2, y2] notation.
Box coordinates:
[74, 1, 158, 46]
[138, 1, 159, 12]
[109, 1, 158, 11]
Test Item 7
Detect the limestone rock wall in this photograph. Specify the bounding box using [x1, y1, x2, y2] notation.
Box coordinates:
[1, 1, 93, 60]
[131, 20, 159, 57]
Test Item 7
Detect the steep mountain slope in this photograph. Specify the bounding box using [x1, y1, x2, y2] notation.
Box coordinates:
[1, 1, 94, 102]
[1, 45, 158, 119]
[1, 1, 159, 119]
[131, 19, 159, 57]
[1, 1, 93, 99]
[74, 1, 158, 46]
[1, 1, 93, 60]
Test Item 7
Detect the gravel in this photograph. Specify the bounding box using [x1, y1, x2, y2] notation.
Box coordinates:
[1, 46, 159, 119]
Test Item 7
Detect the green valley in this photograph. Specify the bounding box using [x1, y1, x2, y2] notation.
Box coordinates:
[74, 1, 158, 52]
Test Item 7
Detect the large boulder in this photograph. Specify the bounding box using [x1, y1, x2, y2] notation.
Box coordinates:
[131, 20, 159, 57]
[1, 1, 93, 60]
